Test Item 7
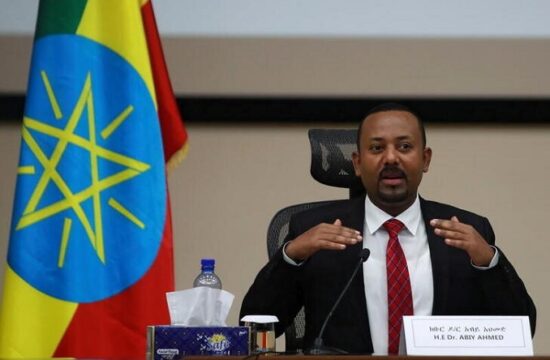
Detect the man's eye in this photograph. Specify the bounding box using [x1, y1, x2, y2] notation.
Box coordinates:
[399, 143, 412, 151]
[369, 144, 383, 152]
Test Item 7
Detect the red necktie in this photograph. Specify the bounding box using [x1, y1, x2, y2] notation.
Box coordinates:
[384, 219, 413, 355]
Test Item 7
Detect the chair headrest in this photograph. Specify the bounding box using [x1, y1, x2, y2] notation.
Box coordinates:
[308, 129, 365, 197]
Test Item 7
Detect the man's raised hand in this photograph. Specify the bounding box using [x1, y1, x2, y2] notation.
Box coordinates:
[285, 219, 363, 261]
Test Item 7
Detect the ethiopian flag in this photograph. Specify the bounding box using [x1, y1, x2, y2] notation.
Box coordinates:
[0, 0, 187, 357]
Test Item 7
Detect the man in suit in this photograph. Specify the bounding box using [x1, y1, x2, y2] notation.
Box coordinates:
[240, 103, 536, 355]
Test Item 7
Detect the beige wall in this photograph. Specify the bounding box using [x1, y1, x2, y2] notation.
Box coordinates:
[2, 35, 550, 96]
[1, 122, 549, 353]
[1, 30, 550, 354]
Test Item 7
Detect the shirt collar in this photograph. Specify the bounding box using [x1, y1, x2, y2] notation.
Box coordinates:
[364, 194, 422, 236]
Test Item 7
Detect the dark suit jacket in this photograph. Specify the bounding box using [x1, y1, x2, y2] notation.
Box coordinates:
[240, 196, 536, 354]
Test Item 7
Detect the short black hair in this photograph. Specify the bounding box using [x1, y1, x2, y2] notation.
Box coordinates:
[356, 102, 427, 150]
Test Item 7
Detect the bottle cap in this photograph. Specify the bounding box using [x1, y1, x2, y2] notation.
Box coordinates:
[201, 258, 215, 267]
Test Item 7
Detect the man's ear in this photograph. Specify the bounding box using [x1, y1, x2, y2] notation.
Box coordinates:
[352, 151, 361, 176]
[423, 147, 432, 173]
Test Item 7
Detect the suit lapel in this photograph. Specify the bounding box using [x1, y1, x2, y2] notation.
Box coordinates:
[420, 197, 450, 315]
[340, 195, 374, 351]
[345, 195, 366, 232]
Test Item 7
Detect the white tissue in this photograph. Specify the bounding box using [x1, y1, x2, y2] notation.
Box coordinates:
[166, 287, 234, 326]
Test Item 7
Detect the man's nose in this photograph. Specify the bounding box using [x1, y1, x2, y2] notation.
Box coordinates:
[383, 147, 399, 164]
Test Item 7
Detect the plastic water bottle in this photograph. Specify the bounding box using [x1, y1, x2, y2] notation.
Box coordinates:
[193, 258, 222, 289]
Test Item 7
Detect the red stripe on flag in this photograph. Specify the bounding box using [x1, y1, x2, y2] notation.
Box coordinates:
[142, 0, 188, 163]
[53, 200, 175, 358]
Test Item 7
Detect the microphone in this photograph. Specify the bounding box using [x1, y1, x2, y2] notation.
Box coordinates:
[307, 248, 371, 355]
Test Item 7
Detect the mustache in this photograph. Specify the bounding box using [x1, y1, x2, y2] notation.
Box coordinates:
[379, 165, 406, 180]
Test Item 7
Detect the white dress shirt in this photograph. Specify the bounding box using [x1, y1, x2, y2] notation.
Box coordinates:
[363, 195, 433, 354]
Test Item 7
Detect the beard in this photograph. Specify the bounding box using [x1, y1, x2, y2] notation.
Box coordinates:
[378, 182, 409, 203]
[377, 165, 409, 203]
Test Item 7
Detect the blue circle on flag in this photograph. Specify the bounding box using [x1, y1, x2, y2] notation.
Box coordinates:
[8, 35, 167, 303]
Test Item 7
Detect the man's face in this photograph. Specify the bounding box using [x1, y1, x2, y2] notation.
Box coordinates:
[352, 110, 432, 215]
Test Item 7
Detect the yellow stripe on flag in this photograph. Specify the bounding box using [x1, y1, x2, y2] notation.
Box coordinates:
[76, 0, 157, 107]
[0, 267, 77, 357]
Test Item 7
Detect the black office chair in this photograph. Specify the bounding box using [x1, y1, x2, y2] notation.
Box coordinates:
[266, 129, 364, 352]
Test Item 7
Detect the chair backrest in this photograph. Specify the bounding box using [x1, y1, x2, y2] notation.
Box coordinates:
[265, 128, 362, 352]
[308, 128, 365, 197]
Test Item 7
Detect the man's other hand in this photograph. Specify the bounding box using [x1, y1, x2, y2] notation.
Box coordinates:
[430, 216, 495, 266]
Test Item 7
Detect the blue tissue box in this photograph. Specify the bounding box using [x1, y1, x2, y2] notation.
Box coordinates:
[147, 326, 249, 359]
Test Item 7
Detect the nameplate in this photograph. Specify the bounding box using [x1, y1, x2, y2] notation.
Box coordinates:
[401, 316, 533, 356]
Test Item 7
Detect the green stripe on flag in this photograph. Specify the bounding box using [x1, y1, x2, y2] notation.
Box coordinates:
[35, 0, 88, 39]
